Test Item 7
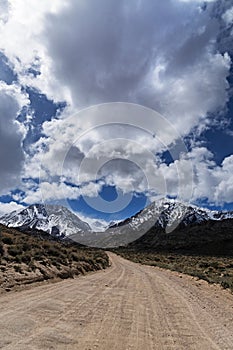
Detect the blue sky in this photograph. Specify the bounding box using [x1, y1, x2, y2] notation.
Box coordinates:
[0, 0, 233, 226]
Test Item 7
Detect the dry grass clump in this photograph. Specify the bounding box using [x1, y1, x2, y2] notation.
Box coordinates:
[0, 224, 109, 292]
[116, 249, 233, 292]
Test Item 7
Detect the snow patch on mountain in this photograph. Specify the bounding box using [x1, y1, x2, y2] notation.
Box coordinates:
[1, 199, 233, 248]
[0, 204, 92, 237]
[110, 198, 233, 233]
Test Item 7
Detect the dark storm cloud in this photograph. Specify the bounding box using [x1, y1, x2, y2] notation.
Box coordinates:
[165, 19, 219, 74]
[44, 0, 221, 109]
[0, 0, 10, 24]
[0, 91, 25, 193]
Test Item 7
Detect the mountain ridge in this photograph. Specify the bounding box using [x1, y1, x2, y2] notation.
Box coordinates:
[1, 199, 233, 248]
[0, 203, 92, 237]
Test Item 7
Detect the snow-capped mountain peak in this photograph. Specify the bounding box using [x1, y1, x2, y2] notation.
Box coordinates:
[109, 198, 233, 234]
[1, 199, 233, 248]
[0, 204, 92, 237]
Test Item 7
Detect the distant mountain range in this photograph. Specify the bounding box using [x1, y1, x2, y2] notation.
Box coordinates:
[0, 204, 92, 237]
[109, 198, 233, 232]
[71, 198, 233, 248]
[1, 199, 232, 248]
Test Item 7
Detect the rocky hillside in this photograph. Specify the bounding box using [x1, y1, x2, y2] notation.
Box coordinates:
[0, 224, 109, 293]
[126, 218, 233, 255]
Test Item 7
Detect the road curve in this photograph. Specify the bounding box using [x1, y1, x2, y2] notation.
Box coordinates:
[0, 253, 233, 350]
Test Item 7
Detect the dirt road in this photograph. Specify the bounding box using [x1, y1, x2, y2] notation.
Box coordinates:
[0, 253, 233, 350]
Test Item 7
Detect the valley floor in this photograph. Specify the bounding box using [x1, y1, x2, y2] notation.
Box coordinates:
[0, 252, 233, 350]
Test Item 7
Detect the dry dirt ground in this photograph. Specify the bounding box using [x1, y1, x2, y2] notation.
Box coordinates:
[0, 252, 233, 350]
